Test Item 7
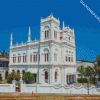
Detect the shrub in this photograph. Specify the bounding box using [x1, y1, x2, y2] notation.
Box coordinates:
[77, 78, 88, 83]
[22, 72, 35, 84]
[7, 72, 20, 83]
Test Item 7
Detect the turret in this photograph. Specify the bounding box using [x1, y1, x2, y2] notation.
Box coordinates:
[28, 26, 31, 42]
[62, 21, 65, 30]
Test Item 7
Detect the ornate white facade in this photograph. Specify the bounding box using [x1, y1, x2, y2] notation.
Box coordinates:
[9, 15, 76, 85]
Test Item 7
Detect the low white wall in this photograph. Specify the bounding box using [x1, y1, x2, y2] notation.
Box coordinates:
[21, 83, 100, 95]
[0, 83, 99, 94]
[0, 84, 15, 93]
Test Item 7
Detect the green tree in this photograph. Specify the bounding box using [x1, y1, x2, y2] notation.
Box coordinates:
[85, 66, 95, 82]
[77, 65, 85, 79]
[77, 66, 95, 83]
[84, 66, 95, 95]
[7, 72, 20, 83]
[96, 55, 100, 66]
[22, 72, 35, 84]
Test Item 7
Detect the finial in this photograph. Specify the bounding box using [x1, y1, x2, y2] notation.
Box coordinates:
[58, 17, 60, 21]
[50, 13, 53, 17]
[63, 21, 65, 29]
[28, 26, 31, 42]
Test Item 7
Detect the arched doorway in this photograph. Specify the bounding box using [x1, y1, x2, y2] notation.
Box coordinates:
[55, 71, 58, 82]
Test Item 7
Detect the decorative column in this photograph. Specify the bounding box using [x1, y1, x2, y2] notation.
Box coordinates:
[61, 67, 65, 85]
[72, 75, 74, 83]
[50, 67, 52, 84]
[74, 74, 76, 83]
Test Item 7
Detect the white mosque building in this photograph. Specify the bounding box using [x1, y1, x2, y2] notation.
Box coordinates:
[9, 15, 76, 85]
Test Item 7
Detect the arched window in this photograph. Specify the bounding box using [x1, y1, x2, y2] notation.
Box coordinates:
[45, 71, 48, 83]
[45, 30, 49, 39]
[55, 70, 58, 82]
[13, 54, 16, 63]
[44, 49, 49, 62]
[54, 31, 57, 39]
[44, 53, 49, 62]
[44, 26, 50, 39]
[18, 54, 21, 63]
[23, 53, 26, 63]
[66, 56, 68, 62]
[33, 53, 38, 62]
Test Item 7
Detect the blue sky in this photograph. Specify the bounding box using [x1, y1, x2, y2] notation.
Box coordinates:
[0, 0, 100, 61]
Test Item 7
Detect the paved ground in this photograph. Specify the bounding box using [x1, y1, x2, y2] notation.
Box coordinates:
[0, 93, 100, 100]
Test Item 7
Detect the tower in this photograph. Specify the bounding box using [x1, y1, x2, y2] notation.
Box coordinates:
[40, 15, 60, 42]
